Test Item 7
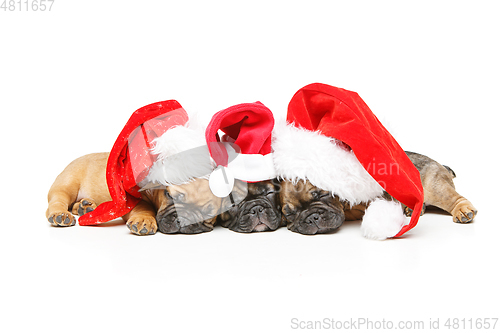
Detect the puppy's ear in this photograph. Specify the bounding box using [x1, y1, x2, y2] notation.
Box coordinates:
[282, 203, 297, 216]
[282, 203, 298, 228]
[443, 165, 456, 178]
[220, 194, 235, 213]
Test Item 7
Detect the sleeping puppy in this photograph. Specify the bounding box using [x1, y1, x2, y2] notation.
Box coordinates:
[217, 179, 283, 232]
[279, 179, 347, 235]
[46, 153, 221, 235]
[278, 152, 477, 235]
[149, 180, 221, 234]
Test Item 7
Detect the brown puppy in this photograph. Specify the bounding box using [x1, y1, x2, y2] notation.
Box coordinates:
[46, 153, 221, 235]
[280, 179, 347, 235]
[150, 180, 221, 234]
[278, 152, 477, 235]
[217, 179, 283, 233]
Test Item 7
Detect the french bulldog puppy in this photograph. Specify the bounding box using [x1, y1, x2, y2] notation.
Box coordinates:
[46, 153, 221, 235]
[278, 152, 477, 235]
[150, 180, 221, 234]
[279, 179, 348, 235]
[217, 179, 283, 233]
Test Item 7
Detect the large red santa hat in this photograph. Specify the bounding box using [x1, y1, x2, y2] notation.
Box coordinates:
[272, 83, 424, 239]
[205, 102, 276, 197]
[78, 100, 198, 226]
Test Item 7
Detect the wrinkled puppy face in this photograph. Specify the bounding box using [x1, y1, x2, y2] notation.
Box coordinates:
[218, 179, 282, 233]
[154, 179, 222, 234]
[279, 179, 345, 235]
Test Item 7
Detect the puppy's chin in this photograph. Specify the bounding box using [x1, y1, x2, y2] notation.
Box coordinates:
[253, 223, 271, 232]
[156, 206, 215, 234]
[288, 202, 345, 235]
[221, 198, 281, 233]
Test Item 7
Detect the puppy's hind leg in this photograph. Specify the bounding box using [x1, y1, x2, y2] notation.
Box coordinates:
[46, 176, 80, 227]
[421, 163, 477, 223]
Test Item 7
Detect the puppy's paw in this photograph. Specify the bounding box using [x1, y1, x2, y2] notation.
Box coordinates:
[403, 204, 426, 217]
[72, 198, 97, 216]
[451, 201, 477, 223]
[48, 211, 76, 227]
[126, 216, 158, 235]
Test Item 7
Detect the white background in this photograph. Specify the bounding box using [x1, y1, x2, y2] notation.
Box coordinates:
[1, 1, 498, 332]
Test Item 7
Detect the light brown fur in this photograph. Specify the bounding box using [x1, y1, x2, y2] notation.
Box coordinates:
[46, 153, 109, 227]
[159, 179, 222, 231]
[46, 153, 159, 234]
[46, 153, 223, 235]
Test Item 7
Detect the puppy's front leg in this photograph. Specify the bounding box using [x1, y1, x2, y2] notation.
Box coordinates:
[123, 200, 158, 235]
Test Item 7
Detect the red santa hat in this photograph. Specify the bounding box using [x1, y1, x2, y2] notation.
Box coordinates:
[272, 83, 424, 239]
[78, 100, 192, 226]
[205, 102, 276, 197]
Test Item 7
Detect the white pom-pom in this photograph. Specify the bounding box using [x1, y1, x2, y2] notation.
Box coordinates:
[361, 199, 408, 240]
[146, 121, 214, 185]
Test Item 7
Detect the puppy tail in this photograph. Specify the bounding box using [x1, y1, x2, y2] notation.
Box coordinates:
[361, 199, 408, 240]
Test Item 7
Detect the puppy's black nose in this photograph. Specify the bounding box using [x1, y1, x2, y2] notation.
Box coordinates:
[249, 205, 265, 215]
[305, 213, 320, 225]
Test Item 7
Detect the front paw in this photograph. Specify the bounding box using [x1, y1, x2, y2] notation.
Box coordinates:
[48, 211, 76, 227]
[126, 216, 158, 235]
[403, 204, 426, 217]
[72, 198, 97, 216]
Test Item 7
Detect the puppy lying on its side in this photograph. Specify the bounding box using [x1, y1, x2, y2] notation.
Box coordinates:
[277, 152, 477, 236]
[46, 153, 222, 235]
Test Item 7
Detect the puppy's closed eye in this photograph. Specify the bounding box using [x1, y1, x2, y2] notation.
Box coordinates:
[311, 190, 330, 200]
[170, 192, 185, 203]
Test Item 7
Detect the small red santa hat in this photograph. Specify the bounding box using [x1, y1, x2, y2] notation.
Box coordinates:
[205, 102, 276, 197]
[78, 100, 196, 226]
[272, 83, 424, 239]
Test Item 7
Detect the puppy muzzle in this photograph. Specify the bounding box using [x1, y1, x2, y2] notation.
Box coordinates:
[231, 198, 281, 233]
[156, 206, 213, 234]
[293, 202, 344, 235]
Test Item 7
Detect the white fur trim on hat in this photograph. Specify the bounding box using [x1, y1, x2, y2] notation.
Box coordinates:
[223, 143, 276, 182]
[272, 121, 384, 204]
[361, 199, 408, 240]
[145, 120, 215, 186]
